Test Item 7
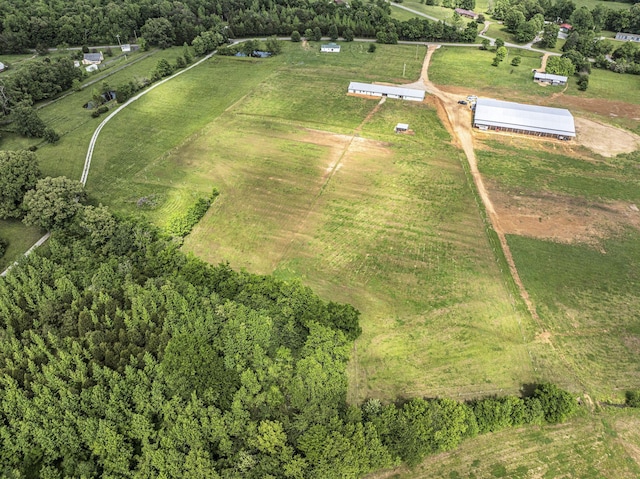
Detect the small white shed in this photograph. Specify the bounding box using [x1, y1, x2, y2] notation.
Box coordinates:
[395, 123, 409, 133]
[321, 43, 341, 53]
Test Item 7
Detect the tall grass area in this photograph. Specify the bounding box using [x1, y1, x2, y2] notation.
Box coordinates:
[477, 141, 640, 203]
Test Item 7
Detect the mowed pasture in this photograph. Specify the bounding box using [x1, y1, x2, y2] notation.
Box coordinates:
[477, 138, 640, 398]
[83, 41, 539, 402]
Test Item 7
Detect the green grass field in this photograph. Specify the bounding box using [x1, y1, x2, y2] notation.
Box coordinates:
[374, 409, 640, 478]
[3, 38, 640, 474]
[79, 41, 540, 403]
[429, 46, 640, 106]
[477, 140, 640, 399]
[0, 220, 42, 270]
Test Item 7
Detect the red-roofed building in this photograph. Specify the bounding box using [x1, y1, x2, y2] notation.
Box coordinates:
[455, 8, 478, 19]
[559, 23, 572, 32]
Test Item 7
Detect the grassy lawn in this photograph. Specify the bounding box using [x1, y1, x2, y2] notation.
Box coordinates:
[375, 409, 640, 479]
[429, 46, 640, 107]
[391, 5, 425, 21]
[508, 233, 640, 399]
[429, 46, 547, 97]
[394, 0, 457, 22]
[0, 220, 42, 271]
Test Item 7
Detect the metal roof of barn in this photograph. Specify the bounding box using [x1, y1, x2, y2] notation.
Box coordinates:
[474, 98, 575, 137]
[322, 43, 340, 48]
[83, 53, 103, 62]
[348, 81, 425, 100]
[534, 72, 568, 82]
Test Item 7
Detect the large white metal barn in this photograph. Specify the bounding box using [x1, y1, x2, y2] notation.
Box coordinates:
[473, 98, 576, 139]
[347, 82, 425, 102]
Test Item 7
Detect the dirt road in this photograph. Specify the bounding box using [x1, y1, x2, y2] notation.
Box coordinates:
[408, 46, 543, 326]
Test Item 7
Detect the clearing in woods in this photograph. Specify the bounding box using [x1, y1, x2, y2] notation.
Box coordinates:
[87, 42, 538, 402]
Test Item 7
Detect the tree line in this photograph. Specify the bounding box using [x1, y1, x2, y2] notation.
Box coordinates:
[0, 150, 581, 478]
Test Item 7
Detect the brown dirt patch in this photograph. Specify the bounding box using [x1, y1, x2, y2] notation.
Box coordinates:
[536, 331, 553, 344]
[574, 117, 640, 157]
[489, 186, 640, 245]
[301, 39, 310, 50]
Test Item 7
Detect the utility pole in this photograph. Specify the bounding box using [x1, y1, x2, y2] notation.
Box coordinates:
[402, 62, 406, 77]
[116, 34, 126, 60]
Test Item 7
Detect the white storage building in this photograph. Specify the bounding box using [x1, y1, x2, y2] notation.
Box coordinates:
[473, 98, 575, 139]
[347, 82, 425, 102]
[533, 71, 568, 86]
[321, 43, 341, 52]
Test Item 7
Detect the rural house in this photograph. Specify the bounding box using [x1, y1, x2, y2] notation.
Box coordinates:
[559, 23, 572, 33]
[347, 82, 425, 101]
[82, 52, 103, 65]
[615, 32, 640, 42]
[473, 98, 575, 140]
[533, 71, 568, 86]
[455, 8, 478, 19]
[321, 43, 341, 53]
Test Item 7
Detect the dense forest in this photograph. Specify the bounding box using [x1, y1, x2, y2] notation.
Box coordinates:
[0, 176, 579, 477]
[0, 0, 638, 54]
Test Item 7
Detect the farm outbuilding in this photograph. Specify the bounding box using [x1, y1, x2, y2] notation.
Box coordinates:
[455, 8, 478, 19]
[473, 98, 575, 139]
[0, 62, 5, 72]
[533, 71, 568, 85]
[395, 123, 409, 133]
[321, 43, 341, 52]
[347, 82, 425, 101]
[615, 32, 640, 42]
[82, 52, 103, 65]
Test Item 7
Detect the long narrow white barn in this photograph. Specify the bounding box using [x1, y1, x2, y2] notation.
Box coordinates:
[473, 98, 576, 140]
[348, 81, 425, 102]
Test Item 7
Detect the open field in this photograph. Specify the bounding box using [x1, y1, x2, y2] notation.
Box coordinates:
[0, 220, 42, 270]
[475, 136, 640, 399]
[0, 48, 183, 178]
[393, 0, 457, 22]
[371, 409, 640, 479]
[428, 46, 640, 124]
[81, 41, 540, 402]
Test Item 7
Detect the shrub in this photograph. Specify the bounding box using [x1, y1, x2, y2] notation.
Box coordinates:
[166, 188, 219, 237]
[97, 105, 109, 114]
[625, 390, 640, 408]
[43, 127, 60, 144]
[533, 383, 577, 424]
[577, 73, 589, 91]
[368, 43, 376, 53]
[291, 30, 301, 42]
[0, 237, 7, 258]
[511, 56, 521, 66]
